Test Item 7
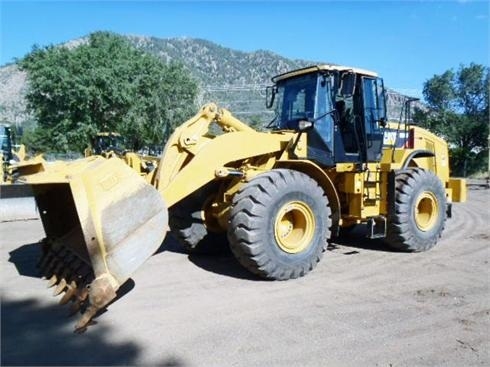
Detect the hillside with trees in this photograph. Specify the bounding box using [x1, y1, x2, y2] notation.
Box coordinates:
[0, 33, 422, 130]
[0, 33, 487, 176]
[18, 32, 197, 153]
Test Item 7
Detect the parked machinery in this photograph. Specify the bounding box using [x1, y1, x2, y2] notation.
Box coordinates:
[16, 65, 466, 330]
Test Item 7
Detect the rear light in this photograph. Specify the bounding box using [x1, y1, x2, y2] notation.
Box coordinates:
[405, 128, 414, 149]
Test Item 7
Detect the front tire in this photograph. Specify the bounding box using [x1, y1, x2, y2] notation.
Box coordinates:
[169, 184, 226, 254]
[227, 169, 331, 280]
[385, 168, 446, 252]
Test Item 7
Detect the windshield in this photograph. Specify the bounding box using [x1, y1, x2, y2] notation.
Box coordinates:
[1, 126, 12, 154]
[274, 73, 318, 129]
[93, 134, 125, 154]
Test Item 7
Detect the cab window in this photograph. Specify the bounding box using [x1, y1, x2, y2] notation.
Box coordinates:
[362, 77, 386, 133]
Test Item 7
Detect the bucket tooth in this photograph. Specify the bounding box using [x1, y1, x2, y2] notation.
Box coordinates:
[48, 261, 64, 288]
[53, 278, 67, 296]
[69, 287, 89, 316]
[53, 256, 78, 296]
[59, 281, 77, 305]
[74, 276, 117, 333]
[46, 265, 63, 288]
[46, 274, 58, 288]
[59, 268, 72, 283]
[75, 305, 98, 333]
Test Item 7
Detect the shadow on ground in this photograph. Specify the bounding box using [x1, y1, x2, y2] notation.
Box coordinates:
[0, 184, 34, 199]
[8, 241, 137, 323]
[8, 242, 43, 278]
[187, 251, 262, 281]
[330, 225, 400, 253]
[158, 233, 262, 281]
[1, 297, 187, 366]
[4, 241, 186, 366]
[156, 227, 401, 280]
[1, 297, 142, 366]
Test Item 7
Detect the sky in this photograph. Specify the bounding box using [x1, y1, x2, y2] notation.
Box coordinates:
[0, 0, 488, 98]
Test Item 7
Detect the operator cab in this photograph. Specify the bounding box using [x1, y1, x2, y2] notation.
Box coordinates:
[1, 124, 13, 162]
[267, 65, 387, 167]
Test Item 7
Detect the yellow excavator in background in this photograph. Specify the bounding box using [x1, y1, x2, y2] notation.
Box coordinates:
[15, 64, 466, 331]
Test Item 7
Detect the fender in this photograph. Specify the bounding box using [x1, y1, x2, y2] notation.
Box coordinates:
[402, 149, 435, 169]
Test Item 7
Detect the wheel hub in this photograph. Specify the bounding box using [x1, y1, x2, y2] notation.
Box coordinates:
[414, 191, 439, 231]
[274, 201, 315, 254]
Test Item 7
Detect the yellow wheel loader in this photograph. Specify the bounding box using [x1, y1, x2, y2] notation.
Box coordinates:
[15, 65, 466, 331]
[1, 124, 43, 184]
[84, 131, 159, 176]
[0, 124, 15, 183]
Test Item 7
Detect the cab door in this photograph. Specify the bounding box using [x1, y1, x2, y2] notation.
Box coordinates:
[361, 77, 386, 162]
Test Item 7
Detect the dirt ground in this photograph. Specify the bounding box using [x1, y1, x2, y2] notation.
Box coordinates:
[1, 185, 489, 366]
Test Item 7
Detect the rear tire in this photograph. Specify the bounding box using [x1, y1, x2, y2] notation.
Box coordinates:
[228, 169, 331, 280]
[385, 168, 446, 252]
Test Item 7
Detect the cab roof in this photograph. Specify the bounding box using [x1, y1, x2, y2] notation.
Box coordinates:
[272, 64, 378, 82]
[96, 132, 122, 137]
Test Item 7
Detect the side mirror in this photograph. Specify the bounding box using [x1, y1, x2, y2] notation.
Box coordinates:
[340, 72, 356, 97]
[265, 86, 276, 109]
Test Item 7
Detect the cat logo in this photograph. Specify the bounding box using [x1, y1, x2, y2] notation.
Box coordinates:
[383, 131, 407, 146]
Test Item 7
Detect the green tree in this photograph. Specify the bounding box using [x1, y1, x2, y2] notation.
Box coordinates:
[20, 32, 198, 153]
[415, 63, 489, 176]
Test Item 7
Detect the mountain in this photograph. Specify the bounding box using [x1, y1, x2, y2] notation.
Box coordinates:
[129, 36, 321, 121]
[0, 64, 30, 126]
[0, 35, 421, 128]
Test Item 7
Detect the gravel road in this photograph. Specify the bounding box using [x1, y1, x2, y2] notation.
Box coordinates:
[1, 187, 489, 366]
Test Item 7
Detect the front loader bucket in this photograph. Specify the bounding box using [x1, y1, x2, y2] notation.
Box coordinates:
[20, 157, 168, 331]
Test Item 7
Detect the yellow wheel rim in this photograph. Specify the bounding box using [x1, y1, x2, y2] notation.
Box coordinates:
[274, 201, 315, 254]
[414, 191, 439, 231]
